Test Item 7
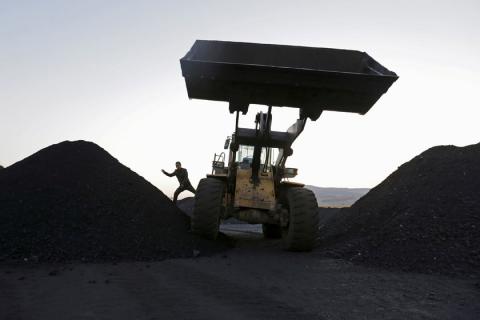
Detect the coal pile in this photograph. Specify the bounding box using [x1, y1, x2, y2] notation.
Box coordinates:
[320, 143, 480, 277]
[177, 197, 195, 218]
[317, 208, 341, 227]
[0, 141, 224, 262]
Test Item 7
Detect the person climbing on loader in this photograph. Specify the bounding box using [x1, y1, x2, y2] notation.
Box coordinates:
[162, 161, 196, 203]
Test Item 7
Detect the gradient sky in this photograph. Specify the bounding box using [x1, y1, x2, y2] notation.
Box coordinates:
[1, 0, 479, 198]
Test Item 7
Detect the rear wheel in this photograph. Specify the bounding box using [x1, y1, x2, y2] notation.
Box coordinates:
[282, 187, 319, 251]
[262, 224, 282, 239]
[191, 178, 225, 240]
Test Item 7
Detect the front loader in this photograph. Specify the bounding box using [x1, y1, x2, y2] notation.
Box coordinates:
[180, 40, 397, 251]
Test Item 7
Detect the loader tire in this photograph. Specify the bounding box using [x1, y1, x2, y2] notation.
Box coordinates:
[282, 187, 319, 251]
[191, 178, 225, 240]
[262, 224, 282, 239]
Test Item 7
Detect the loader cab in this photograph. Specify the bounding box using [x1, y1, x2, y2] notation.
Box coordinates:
[235, 145, 278, 173]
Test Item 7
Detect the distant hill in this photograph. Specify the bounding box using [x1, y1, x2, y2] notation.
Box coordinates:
[305, 186, 370, 207]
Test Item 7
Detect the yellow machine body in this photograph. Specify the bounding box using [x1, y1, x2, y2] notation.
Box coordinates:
[234, 167, 276, 211]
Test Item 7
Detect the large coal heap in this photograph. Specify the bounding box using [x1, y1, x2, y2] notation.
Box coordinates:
[0, 141, 223, 262]
[320, 142, 480, 276]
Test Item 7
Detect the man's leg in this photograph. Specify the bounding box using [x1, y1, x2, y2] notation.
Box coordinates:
[186, 183, 196, 195]
[173, 186, 185, 204]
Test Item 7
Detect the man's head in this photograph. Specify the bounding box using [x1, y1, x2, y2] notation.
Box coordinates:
[175, 161, 181, 169]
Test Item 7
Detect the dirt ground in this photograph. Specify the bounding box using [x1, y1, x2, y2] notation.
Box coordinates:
[1, 224, 479, 320]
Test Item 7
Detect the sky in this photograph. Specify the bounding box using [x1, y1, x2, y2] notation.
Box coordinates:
[1, 0, 479, 198]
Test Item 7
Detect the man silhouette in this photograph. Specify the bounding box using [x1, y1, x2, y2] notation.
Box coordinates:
[162, 161, 196, 204]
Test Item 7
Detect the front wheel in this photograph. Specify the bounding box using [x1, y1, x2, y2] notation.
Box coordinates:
[282, 187, 319, 251]
[191, 178, 225, 240]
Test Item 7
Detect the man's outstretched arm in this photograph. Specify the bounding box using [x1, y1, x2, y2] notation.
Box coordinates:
[162, 169, 176, 177]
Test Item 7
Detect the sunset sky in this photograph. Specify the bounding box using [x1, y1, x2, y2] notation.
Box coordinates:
[1, 0, 479, 198]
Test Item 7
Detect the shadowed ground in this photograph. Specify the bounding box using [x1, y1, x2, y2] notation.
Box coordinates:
[1, 225, 479, 320]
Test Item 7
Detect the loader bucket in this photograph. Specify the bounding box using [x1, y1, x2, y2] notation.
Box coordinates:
[180, 40, 398, 119]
